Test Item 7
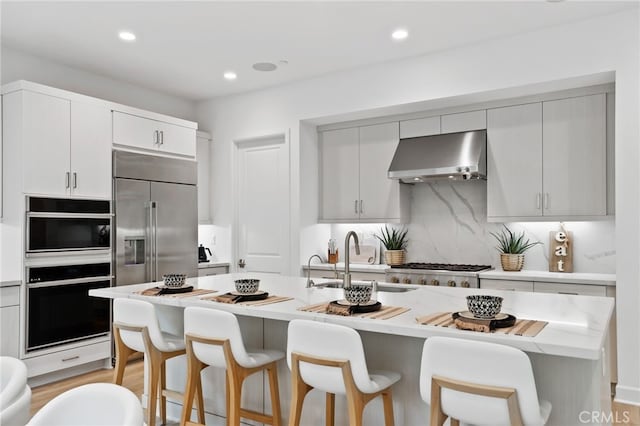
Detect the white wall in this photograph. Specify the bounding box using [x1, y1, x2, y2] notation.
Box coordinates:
[197, 9, 639, 404]
[1, 46, 197, 120]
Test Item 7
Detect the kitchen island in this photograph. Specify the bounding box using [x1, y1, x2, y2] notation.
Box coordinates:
[91, 273, 615, 426]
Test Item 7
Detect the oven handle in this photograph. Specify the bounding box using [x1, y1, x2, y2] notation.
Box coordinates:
[27, 212, 113, 219]
[27, 276, 113, 288]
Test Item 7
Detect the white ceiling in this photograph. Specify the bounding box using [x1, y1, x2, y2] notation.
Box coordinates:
[1, 1, 634, 101]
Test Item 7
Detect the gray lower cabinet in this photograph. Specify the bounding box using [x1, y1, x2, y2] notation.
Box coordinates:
[197, 266, 229, 277]
[0, 286, 20, 358]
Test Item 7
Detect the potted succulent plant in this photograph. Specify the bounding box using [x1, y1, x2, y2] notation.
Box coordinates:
[375, 225, 408, 266]
[490, 225, 540, 271]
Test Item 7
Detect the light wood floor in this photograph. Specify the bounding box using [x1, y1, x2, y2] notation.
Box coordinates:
[30, 362, 640, 424]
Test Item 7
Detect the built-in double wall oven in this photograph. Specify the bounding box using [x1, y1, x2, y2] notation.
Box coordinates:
[25, 197, 113, 353]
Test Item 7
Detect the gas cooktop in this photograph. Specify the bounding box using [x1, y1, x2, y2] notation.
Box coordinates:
[389, 263, 492, 272]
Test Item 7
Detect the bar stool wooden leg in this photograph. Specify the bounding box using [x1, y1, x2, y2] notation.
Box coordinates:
[450, 419, 460, 426]
[147, 350, 161, 426]
[181, 347, 204, 426]
[267, 362, 282, 426]
[381, 389, 395, 426]
[113, 327, 136, 385]
[195, 377, 205, 424]
[160, 361, 167, 425]
[227, 370, 242, 426]
[325, 393, 335, 426]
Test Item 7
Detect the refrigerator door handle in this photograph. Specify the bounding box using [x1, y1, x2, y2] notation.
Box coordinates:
[153, 201, 159, 282]
[147, 201, 154, 282]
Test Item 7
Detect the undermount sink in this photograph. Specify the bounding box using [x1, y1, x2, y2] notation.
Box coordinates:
[314, 281, 416, 293]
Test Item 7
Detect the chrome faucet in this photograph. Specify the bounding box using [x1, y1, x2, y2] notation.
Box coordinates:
[344, 231, 360, 288]
[306, 254, 323, 288]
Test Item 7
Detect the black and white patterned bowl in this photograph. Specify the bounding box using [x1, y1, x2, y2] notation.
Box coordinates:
[466, 295, 503, 319]
[163, 274, 186, 288]
[234, 279, 260, 294]
[344, 285, 373, 305]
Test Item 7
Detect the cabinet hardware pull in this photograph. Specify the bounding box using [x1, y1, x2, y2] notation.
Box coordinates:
[72, 172, 77, 189]
[62, 356, 79, 362]
[65, 172, 70, 189]
[359, 200, 363, 214]
[153, 130, 159, 145]
[160, 131, 164, 145]
[558, 292, 578, 295]
[536, 193, 541, 209]
[544, 193, 549, 210]
[354, 200, 358, 214]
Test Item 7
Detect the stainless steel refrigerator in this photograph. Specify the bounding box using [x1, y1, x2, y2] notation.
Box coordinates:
[113, 151, 197, 286]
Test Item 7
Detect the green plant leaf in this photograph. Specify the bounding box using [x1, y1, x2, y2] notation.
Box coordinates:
[490, 225, 540, 254]
[375, 225, 408, 250]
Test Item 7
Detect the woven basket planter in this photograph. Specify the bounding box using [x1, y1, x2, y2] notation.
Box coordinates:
[500, 253, 525, 271]
[385, 250, 406, 266]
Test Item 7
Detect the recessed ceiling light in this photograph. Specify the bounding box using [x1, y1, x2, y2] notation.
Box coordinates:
[391, 28, 409, 41]
[118, 31, 136, 42]
[252, 62, 277, 72]
[223, 71, 237, 81]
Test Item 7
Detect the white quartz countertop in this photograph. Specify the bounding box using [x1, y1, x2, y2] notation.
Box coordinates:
[91, 273, 613, 360]
[302, 263, 387, 273]
[198, 261, 230, 269]
[478, 270, 616, 286]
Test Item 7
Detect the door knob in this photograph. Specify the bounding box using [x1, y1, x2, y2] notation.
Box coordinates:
[238, 259, 246, 269]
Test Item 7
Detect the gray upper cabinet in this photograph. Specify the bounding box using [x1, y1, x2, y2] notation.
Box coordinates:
[487, 93, 608, 220]
[542, 94, 606, 216]
[441, 110, 487, 133]
[320, 123, 408, 223]
[487, 102, 543, 218]
[399, 116, 440, 139]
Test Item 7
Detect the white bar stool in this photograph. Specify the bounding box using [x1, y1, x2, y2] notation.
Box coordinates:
[287, 319, 400, 426]
[27, 383, 143, 426]
[113, 298, 203, 426]
[0, 356, 31, 426]
[420, 336, 552, 426]
[182, 307, 283, 426]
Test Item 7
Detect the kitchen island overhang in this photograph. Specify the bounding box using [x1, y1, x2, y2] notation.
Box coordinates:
[91, 273, 615, 426]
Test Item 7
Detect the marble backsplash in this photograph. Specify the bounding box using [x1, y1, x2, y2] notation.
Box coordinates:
[331, 180, 616, 274]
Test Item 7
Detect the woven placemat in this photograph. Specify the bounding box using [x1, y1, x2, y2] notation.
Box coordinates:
[298, 302, 410, 320]
[415, 312, 548, 337]
[137, 288, 217, 298]
[202, 294, 293, 306]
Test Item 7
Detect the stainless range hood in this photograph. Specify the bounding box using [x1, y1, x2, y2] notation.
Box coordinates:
[388, 130, 487, 183]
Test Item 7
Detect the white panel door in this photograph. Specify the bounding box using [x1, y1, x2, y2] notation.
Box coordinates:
[237, 136, 289, 274]
[320, 128, 359, 221]
[487, 103, 543, 218]
[70, 102, 112, 198]
[359, 122, 401, 220]
[112, 111, 159, 152]
[0, 306, 19, 357]
[158, 121, 196, 157]
[542, 94, 606, 216]
[22, 91, 71, 196]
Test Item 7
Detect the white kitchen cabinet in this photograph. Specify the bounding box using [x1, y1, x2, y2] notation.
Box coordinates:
[399, 116, 440, 139]
[534, 281, 606, 297]
[113, 111, 196, 157]
[6, 90, 112, 199]
[321, 127, 360, 221]
[542, 94, 606, 216]
[0, 286, 20, 358]
[197, 131, 212, 224]
[487, 103, 543, 218]
[487, 94, 607, 220]
[21, 91, 71, 196]
[308, 269, 384, 282]
[480, 278, 534, 292]
[70, 101, 112, 198]
[320, 124, 408, 222]
[441, 110, 486, 133]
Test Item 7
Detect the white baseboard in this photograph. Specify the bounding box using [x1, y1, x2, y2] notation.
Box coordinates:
[614, 384, 640, 406]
